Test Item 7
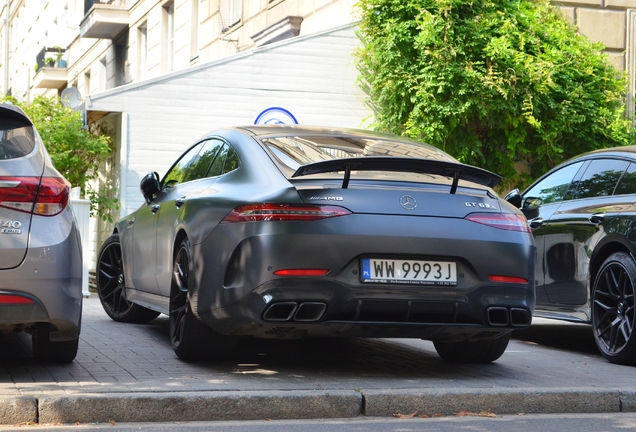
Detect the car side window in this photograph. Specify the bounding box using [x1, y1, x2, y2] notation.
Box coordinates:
[162, 142, 205, 188]
[207, 143, 240, 177]
[223, 147, 240, 174]
[569, 159, 629, 200]
[614, 163, 636, 195]
[522, 162, 584, 208]
[181, 140, 224, 183]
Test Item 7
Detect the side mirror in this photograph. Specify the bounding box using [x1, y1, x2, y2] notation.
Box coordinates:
[140, 172, 161, 204]
[504, 189, 521, 208]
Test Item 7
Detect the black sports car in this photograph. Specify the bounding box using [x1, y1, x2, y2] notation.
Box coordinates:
[506, 146, 636, 365]
[96, 125, 536, 363]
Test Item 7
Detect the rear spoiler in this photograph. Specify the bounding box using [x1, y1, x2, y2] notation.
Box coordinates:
[292, 157, 501, 193]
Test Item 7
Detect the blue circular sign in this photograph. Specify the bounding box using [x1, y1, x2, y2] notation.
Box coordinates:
[254, 107, 299, 125]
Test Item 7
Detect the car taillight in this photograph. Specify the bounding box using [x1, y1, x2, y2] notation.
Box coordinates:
[0, 176, 70, 216]
[0, 294, 34, 304]
[273, 269, 330, 276]
[465, 213, 530, 232]
[221, 204, 352, 223]
[488, 275, 529, 284]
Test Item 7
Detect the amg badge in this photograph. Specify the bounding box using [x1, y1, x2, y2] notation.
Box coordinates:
[308, 196, 344, 201]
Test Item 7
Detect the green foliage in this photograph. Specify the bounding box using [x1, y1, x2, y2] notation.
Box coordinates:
[3, 95, 118, 221]
[355, 0, 633, 190]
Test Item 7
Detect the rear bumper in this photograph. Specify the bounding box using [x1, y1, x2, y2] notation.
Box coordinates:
[192, 213, 536, 341]
[200, 278, 533, 341]
[0, 213, 82, 340]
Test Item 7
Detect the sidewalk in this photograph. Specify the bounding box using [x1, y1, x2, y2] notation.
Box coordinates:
[0, 297, 634, 424]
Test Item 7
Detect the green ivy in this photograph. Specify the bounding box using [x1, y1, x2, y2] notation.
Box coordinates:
[4, 95, 118, 221]
[355, 0, 633, 190]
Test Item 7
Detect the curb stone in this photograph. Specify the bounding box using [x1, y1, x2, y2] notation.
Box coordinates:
[362, 388, 624, 416]
[2, 389, 636, 425]
[37, 390, 362, 424]
[0, 396, 37, 424]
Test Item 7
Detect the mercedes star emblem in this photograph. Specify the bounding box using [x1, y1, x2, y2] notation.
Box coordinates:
[400, 195, 417, 210]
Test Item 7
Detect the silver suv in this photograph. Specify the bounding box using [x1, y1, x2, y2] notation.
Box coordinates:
[0, 103, 82, 363]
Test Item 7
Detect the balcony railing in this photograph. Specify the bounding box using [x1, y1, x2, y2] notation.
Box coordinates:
[81, 0, 131, 39]
[84, 0, 133, 15]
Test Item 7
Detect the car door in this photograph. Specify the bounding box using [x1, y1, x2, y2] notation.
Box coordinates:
[542, 158, 629, 305]
[130, 141, 208, 294]
[521, 161, 586, 306]
[154, 139, 225, 296]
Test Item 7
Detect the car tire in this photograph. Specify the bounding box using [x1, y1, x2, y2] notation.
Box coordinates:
[32, 324, 79, 363]
[96, 234, 160, 323]
[169, 238, 238, 361]
[591, 252, 636, 365]
[433, 332, 511, 363]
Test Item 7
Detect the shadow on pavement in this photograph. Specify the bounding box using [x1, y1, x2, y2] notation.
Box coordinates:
[512, 320, 599, 356]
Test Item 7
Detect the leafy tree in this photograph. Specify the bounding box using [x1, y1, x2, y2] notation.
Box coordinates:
[355, 0, 633, 190]
[4, 95, 118, 220]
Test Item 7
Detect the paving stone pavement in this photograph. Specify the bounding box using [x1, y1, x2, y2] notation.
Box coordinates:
[0, 296, 635, 424]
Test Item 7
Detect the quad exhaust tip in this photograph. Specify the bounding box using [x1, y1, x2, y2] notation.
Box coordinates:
[486, 306, 531, 327]
[263, 302, 327, 322]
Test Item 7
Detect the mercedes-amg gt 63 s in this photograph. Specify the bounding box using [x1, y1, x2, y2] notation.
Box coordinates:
[0, 103, 82, 363]
[506, 146, 636, 365]
[96, 125, 535, 363]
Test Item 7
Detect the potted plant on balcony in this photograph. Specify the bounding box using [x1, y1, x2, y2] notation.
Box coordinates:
[53, 46, 66, 67]
[45, 57, 55, 67]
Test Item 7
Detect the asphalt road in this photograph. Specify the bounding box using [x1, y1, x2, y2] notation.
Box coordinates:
[2, 414, 636, 431]
[0, 296, 634, 426]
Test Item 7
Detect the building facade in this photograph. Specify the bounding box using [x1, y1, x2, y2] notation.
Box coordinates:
[0, 0, 357, 101]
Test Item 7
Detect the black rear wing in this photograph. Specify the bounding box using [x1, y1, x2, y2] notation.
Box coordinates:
[292, 157, 501, 193]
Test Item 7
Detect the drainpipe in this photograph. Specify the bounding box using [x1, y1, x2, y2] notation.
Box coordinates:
[3, 0, 9, 95]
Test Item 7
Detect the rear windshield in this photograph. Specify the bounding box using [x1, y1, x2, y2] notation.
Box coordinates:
[261, 135, 459, 182]
[0, 123, 35, 160]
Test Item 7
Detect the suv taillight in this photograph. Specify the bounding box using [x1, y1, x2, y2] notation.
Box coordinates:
[0, 176, 70, 216]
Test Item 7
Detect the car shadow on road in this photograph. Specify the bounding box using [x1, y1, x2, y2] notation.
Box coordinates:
[135, 317, 518, 379]
[512, 320, 599, 356]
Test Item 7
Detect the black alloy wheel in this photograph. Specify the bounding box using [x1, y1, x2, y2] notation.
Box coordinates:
[592, 252, 636, 365]
[169, 238, 238, 361]
[96, 234, 160, 323]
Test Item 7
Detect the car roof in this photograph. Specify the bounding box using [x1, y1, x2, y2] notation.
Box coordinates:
[235, 124, 414, 140]
[576, 145, 636, 160]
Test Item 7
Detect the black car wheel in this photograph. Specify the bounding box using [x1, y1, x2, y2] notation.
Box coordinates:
[433, 332, 511, 363]
[592, 252, 636, 365]
[96, 234, 160, 323]
[169, 238, 238, 361]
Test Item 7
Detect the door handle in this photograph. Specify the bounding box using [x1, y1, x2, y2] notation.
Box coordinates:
[127, 218, 135, 225]
[528, 217, 544, 229]
[175, 197, 186, 208]
[151, 204, 161, 213]
[589, 212, 605, 224]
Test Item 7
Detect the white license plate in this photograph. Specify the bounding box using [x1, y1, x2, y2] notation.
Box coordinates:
[361, 258, 457, 285]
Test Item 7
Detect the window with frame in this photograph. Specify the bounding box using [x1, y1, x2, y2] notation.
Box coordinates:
[207, 143, 240, 177]
[522, 162, 584, 207]
[162, 142, 205, 188]
[615, 162, 636, 195]
[568, 159, 629, 200]
[162, 2, 175, 73]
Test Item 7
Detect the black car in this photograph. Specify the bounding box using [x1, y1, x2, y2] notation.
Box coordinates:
[506, 146, 636, 365]
[96, 125, 535, 363]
